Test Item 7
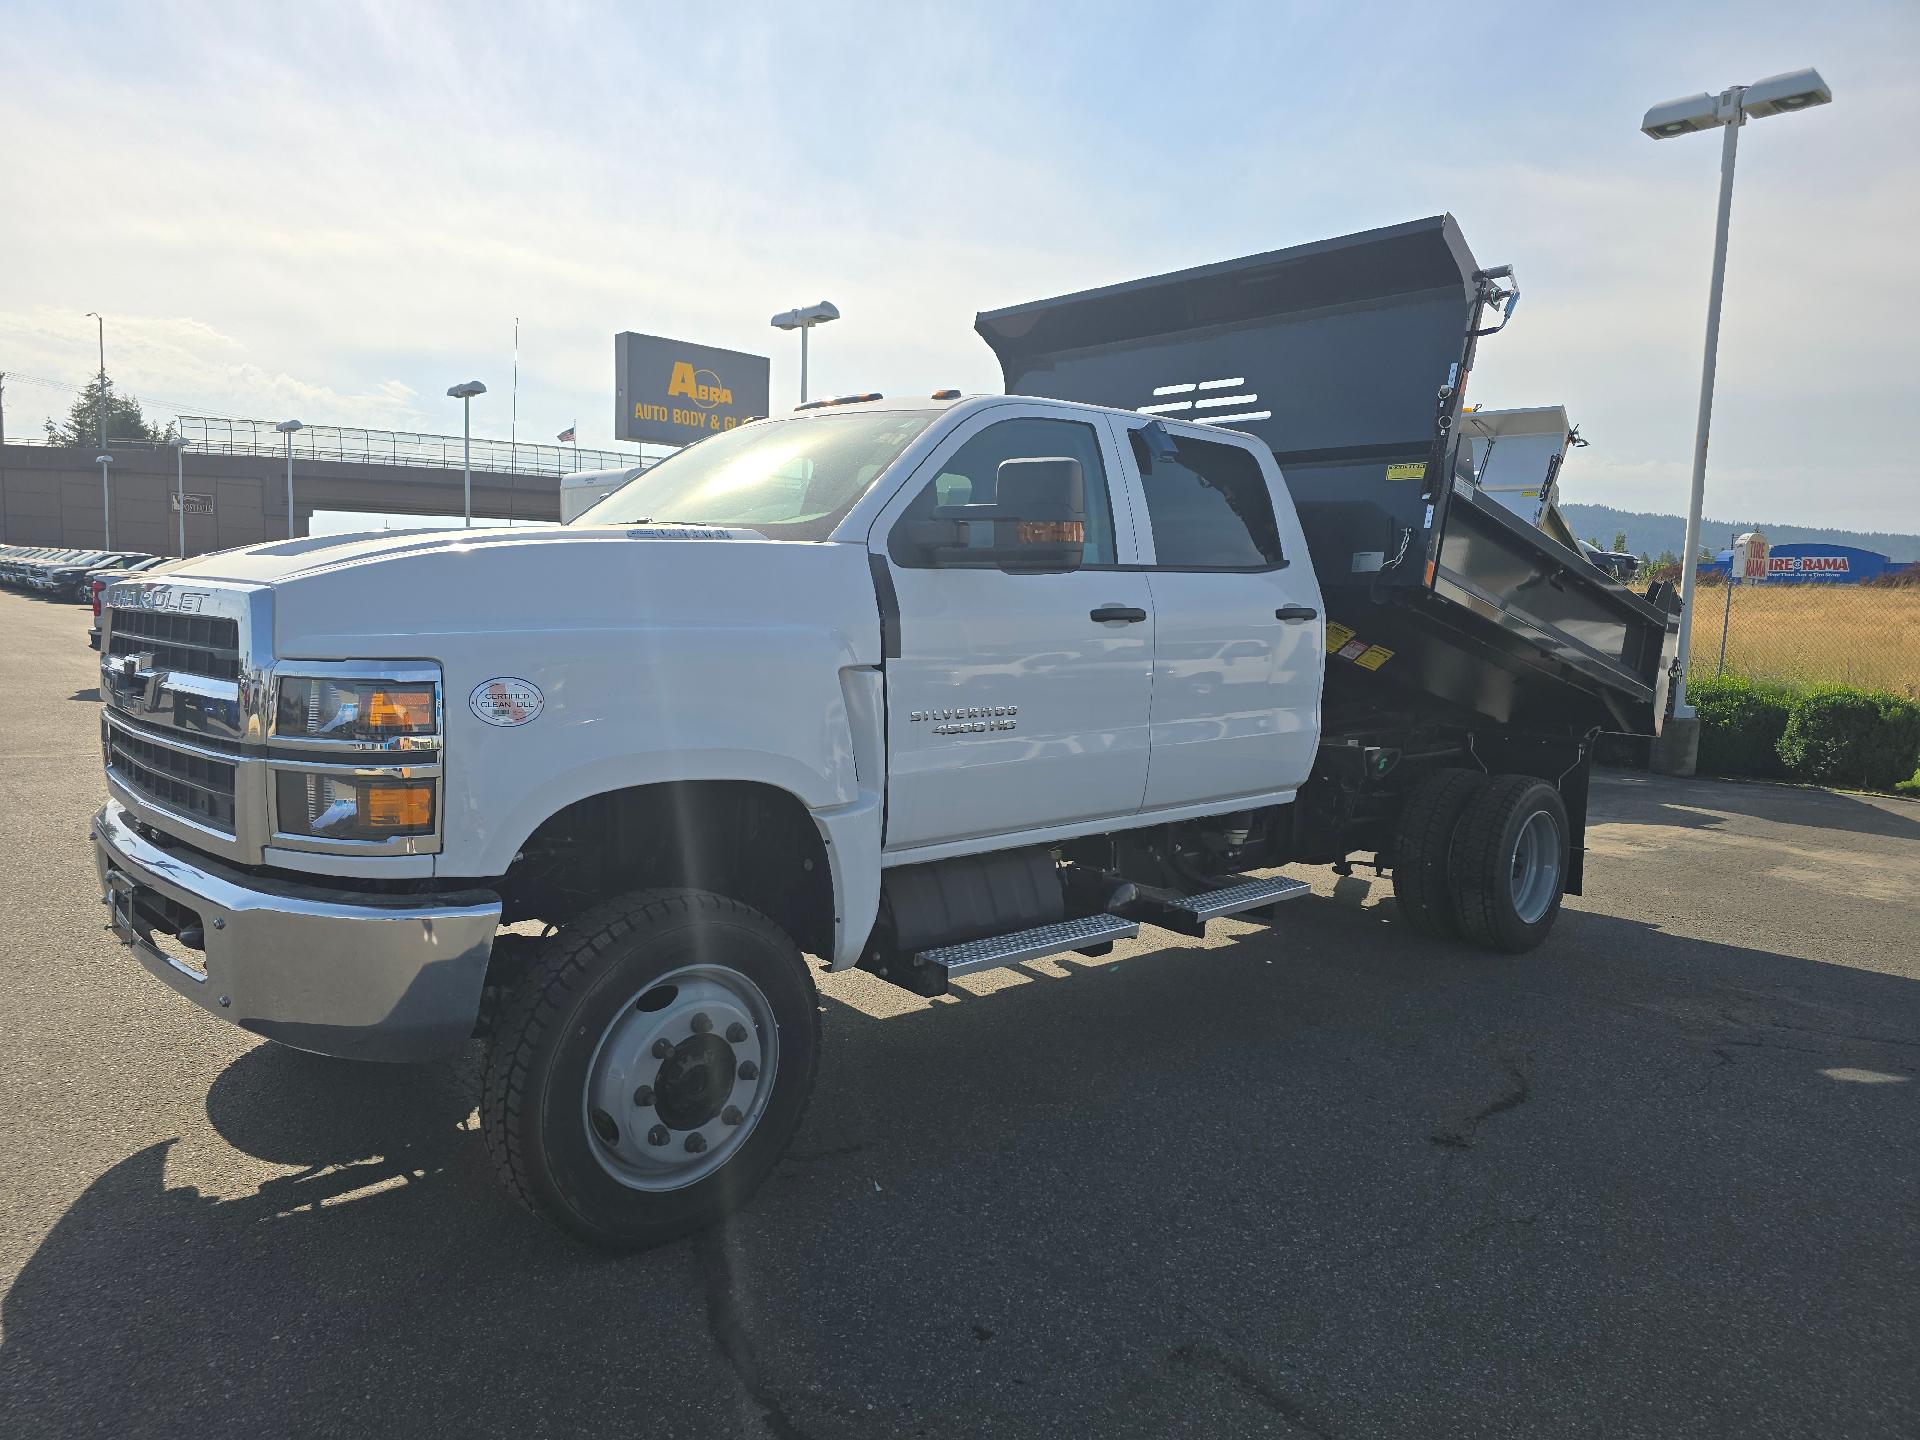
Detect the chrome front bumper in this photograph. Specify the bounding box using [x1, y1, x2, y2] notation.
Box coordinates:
[91, 801, 501, 1062]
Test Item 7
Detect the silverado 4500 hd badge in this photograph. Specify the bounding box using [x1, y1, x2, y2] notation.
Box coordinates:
[910, 705, 1017, 735]
[470, 677, 544, 727]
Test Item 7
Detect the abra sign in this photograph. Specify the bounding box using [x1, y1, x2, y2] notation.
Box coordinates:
[615, 332, 771, 447]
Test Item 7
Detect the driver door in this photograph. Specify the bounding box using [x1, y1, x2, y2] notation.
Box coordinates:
[873, 405, 1154, 855]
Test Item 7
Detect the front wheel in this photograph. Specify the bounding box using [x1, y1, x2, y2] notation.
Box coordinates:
[481, 889, 820, 1249]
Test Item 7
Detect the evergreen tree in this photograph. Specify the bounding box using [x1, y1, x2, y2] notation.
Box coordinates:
[43, 377, 171, 446]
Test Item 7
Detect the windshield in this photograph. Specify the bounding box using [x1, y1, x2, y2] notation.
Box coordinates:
[573, 409, 942, 540]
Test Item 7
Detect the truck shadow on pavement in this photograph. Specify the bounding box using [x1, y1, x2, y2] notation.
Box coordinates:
[5, 868, 1918, 1438]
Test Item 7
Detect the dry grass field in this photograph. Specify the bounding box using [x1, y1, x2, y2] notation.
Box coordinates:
[1689, 583, 1920, 695]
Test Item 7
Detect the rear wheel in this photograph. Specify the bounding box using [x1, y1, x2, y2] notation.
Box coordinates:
[481, 888, 819, 1250]
[1390, 768, 1489, 939]
[1448, 776, 1570, 953]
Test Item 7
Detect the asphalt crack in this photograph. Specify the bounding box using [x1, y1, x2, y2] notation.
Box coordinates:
[694, 1232, 815, 1440]
[1167, 1344, 1335, 1438]
[1430, 1055, 1531, 1150]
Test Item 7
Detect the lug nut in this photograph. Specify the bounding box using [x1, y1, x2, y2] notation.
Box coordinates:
[684, 1132, 708, 1154]
[651, 1037, 673, 1059]
[632, 1086, 653, 1107]
[647, 1125, 668, 1147]
[725, 1022, 748, 1043]
[690, 1012, 712, 1034]
[738, 1060, 759, 1081]
[721, 1105, 743, 1126]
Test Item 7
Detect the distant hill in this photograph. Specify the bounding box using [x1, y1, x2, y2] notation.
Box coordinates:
[1557, 504, 1920, 562]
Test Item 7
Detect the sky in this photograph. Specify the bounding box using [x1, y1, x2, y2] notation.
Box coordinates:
[1, 0, 1915, 533]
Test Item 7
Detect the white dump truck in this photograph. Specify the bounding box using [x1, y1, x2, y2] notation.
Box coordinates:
[89, 216, 1675, 1247]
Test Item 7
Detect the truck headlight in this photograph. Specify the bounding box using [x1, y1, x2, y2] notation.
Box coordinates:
[275, 677, 440, 746]
[274, 773, 437, 841]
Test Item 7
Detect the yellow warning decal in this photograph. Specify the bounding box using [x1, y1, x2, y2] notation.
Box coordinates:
[1385, 462, 1427, 482]
[1354, 645, 1395, 671]
[1325, 621, 1355, 651]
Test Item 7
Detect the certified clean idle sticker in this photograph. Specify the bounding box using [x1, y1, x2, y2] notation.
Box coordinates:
[469, 677, 544, 727]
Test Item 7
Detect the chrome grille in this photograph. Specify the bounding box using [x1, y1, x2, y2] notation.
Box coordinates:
[105, 723, 238, 834]
[106, 609, 241, 682]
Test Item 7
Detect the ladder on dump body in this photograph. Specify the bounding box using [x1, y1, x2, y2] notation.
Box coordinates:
[912, 875, 1310, 984]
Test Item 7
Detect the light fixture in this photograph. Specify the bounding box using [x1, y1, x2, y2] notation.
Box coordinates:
[769, 302, 840, 404]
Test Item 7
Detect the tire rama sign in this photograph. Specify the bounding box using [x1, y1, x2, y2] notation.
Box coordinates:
[615, 332, 771, 446]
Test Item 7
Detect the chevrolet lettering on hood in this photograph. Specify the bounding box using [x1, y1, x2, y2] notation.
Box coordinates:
[106, 583, 211, 614]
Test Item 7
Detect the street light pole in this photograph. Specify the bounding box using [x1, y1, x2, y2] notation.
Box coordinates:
[169, 437, 191, 557]
[95, 454, 113, 548]
[276, 419, 303, 538]
[1670, 95, 1742, 715]
[770, 302, 841, 404]
[1642, 68, 1831, 719]
[85, 312, 106, 452]
[447, 381, 488, 527]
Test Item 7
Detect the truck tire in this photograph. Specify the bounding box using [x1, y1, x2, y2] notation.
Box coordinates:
[481, 888, 820, 1250]
[1448, 776, 1570, 954]
[1391, 768, 1489, 939]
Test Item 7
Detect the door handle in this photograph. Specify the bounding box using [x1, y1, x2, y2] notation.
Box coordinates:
[1274, 605, 1319, 622]
[1090, 605, 1147, 624]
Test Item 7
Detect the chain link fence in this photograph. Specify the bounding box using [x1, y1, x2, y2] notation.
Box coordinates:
[1687, 576, 1920, 698]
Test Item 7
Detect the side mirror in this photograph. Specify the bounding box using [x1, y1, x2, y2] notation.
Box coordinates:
[907, 457, 1087, 570]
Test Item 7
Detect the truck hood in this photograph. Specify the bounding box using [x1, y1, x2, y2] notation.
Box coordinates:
[148, 522, 880, 670]
[172, 523, 766, 588]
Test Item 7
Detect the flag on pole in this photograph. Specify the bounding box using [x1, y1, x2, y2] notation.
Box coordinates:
[557, 426, 575, 443]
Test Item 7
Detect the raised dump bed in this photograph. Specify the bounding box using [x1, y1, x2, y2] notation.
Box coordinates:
[975, 214, 1677, 741]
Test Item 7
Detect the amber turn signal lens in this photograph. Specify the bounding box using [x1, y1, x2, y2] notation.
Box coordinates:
[1018, 521, 1084, 545]
[365, 783, 433, 830]
[367, 688, 435, 731]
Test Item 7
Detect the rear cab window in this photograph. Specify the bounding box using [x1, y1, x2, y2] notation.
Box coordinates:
[1131, 430, 1284, 570]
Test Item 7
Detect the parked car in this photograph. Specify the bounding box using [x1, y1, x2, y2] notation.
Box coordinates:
[41, 552, 154, 601]
[2, 548, 74, 587]
[25, 552, 115, 594]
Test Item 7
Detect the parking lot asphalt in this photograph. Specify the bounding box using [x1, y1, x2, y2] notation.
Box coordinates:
[1, 586, 1916, 1439]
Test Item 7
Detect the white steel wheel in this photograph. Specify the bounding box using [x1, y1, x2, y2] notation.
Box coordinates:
[481, 888, 820, 1251]
[1448, 776, 1571, 954]
[583, 964, 779, 1192]
[1508, 809, 1564, 927]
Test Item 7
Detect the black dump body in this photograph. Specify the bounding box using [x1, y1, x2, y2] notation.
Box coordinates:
[976, 215, 1676, 741]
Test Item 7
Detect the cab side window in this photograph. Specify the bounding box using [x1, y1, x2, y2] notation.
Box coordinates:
[891, 417, 1118, 567]
[1135, 434, 1284, 570]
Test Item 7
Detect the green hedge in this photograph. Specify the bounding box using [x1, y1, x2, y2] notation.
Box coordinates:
[1779, 688, 1920, 790]
[1691, 673, 1795, 779]
[1688, 673, 1920, 791]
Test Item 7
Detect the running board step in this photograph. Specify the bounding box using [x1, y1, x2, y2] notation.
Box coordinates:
[1128, 875, 1311, 938]
[916, 913, 1140, 980]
